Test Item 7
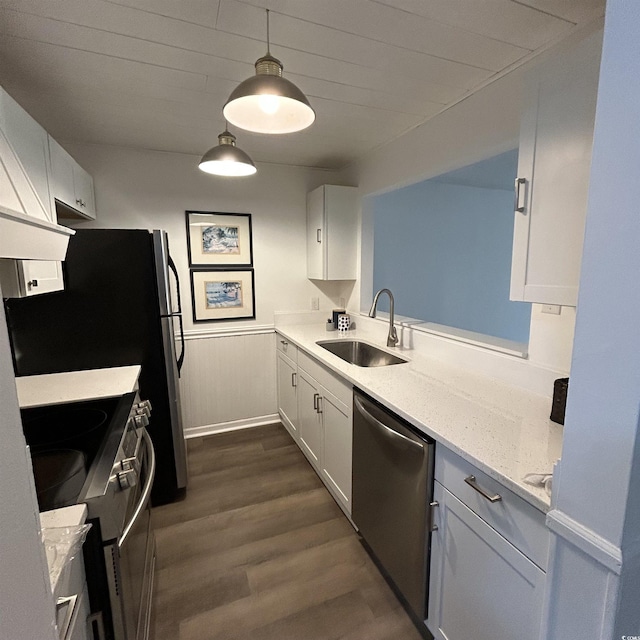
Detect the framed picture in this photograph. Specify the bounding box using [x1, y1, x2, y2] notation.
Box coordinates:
[190, 269, 255, 322]
[186, 211, 253, 267]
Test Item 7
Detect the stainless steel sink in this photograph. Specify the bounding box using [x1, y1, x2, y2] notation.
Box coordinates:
[316, 340, 408, 367]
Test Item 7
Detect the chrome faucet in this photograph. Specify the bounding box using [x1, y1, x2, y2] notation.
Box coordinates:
[369, 288, 399, 347]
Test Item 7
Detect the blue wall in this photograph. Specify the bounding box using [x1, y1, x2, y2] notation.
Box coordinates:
[373, 180, 531, 343]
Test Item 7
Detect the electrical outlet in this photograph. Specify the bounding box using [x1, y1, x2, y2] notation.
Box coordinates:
[541, 304, 561, 315]
[311, 297, 319, 310]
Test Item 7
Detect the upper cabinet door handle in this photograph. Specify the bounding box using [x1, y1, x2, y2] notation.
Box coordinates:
[316, 228, 322, 243]
[514, 177, 526, 213]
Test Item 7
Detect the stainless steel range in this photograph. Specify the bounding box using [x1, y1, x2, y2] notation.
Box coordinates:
[22, 391, 156, 640]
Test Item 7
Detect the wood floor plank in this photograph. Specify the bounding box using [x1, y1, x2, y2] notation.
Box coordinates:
[150, 423, 426, 640]
[247, 591, 376, 640]
[154, 490, 347, 571]
[178, 560, 380, 639]
[156, 516, 354, 594]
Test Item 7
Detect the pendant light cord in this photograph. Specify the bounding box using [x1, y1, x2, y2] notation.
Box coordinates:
[266, 9, 270, 56]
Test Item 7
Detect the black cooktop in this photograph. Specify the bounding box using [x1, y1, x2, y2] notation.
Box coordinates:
[21, 395, 130, 511]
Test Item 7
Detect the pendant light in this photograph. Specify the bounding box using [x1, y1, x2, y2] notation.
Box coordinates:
[223, 9, 315, 134]
[198, 127, 257, 177]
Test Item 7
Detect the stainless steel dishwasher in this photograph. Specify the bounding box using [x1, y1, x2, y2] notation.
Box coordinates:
[352, 389, 435, 622]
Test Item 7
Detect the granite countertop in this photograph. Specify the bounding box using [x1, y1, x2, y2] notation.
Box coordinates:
[276, 323, 563, 513]
[16, 365, 141, 408]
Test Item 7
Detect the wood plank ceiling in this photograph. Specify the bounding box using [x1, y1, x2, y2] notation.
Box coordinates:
[0, 0, 604, 170]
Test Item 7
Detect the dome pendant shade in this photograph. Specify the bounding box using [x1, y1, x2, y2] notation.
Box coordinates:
[198, 130, 257, 177]
[223, 54, 315, 134]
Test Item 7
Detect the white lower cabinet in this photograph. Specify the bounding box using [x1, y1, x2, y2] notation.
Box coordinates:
[319, 391, 352, 511]
[427, 448, 548, 640]
[296, 365, 352, 516]
[297, 368, 324, 469]
[275, 336, 353, 517]
[276, 350, 299, 441]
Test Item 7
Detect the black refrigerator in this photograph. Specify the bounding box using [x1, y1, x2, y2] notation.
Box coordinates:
[5, 228, 188, 505]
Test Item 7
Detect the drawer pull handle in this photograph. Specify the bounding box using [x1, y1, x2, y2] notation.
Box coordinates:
[280, 340, 288, 346]
[464, 475, 502, 503]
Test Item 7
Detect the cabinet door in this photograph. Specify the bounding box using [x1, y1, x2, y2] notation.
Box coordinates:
[20, 260, 64, 296]
[72, 163, 96, 219]
[48, 136, 76, 208]
[277, 352, 298, 441]
[324, 186, 358, 280]
[427, 481, 545, 640]
[0, 259, 64, 297]
[297, 369, 323, 471]
[0, 89, 54, 222]
[320, 390, 352, 514]
[307, 185, 325, 279]
[511, 30, 602, 306]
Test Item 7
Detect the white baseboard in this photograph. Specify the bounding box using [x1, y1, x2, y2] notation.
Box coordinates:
[184, 413, 281, 439]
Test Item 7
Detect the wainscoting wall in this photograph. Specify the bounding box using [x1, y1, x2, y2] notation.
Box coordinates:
[179, 327, 279, 438]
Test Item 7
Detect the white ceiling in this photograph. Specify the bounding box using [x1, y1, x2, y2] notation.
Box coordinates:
[0, 0, 605, 171]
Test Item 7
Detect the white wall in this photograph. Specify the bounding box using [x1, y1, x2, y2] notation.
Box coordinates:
[64, 144, 352, 433]
[544, 1, 640, 636]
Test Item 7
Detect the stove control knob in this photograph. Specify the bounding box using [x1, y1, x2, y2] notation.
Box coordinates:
[136, 400, 152, 417]
[117, 468, 138, 490]
[134, 414, 149, 428]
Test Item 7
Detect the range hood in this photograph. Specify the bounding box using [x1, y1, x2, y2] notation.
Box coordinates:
[0, 128, 74, 261]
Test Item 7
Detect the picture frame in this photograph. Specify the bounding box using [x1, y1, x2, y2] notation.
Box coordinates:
[190, 269, 255, 323]
[186, 211, 253, 268]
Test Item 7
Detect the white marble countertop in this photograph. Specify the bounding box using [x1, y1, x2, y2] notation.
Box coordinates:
[276, 323, 563, 512]
[16, 365, 141, 408]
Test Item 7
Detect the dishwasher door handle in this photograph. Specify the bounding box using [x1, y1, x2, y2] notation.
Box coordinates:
[354, 396, 424, 452]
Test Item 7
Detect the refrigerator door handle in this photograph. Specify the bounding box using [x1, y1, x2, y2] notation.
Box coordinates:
[167, 256, 182, 315]
[167, 256, 185, 375]
[175, 312, 185, 376]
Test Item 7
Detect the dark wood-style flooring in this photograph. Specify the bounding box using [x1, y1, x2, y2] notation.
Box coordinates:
[149, 423, 424, 640]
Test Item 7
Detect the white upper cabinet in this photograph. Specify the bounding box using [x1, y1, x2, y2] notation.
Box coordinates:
[0, 88, 54, 222]
[307, 185, 358, 280]
[0, 87, 66, 296]
[49, 137, 96, 220]
[511, 30, 602, 307]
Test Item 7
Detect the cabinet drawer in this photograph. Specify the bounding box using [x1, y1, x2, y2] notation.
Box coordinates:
[298, 350, 352, 410]
[435, 446, 549, 570]
[276, 335, 298, 362]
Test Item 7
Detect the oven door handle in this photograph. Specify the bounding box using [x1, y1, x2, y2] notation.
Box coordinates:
[119, 428, 156, 550]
